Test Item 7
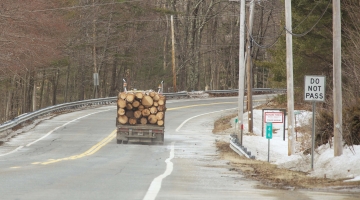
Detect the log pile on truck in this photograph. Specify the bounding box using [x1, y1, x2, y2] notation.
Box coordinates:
[116, 90, 166, 126]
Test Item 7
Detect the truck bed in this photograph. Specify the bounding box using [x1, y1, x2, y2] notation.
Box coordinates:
[116, 124, 164, 144]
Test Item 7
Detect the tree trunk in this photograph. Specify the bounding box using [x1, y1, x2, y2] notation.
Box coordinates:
[32, 80, 37, 111]
[51, 68, 59, 105]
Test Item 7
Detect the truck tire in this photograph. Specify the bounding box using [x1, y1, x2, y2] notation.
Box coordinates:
[123, 140, 128, 144]
[117, 139, 122, 144]
[154, 134, 164, 145]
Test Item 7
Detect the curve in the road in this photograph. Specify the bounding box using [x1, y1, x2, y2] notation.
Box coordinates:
[0, 109, 112, 157]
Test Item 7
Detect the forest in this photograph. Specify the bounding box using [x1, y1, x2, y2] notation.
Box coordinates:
[0, 0, 359, 144]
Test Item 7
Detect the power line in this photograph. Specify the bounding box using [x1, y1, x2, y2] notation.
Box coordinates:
[248, 23, 285, 49]
[293, 1, 320, 30]
[247, 0, 331, 48]
[285, 0, 332, 37]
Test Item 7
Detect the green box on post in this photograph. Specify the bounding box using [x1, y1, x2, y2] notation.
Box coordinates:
[266, 122, 273, 139]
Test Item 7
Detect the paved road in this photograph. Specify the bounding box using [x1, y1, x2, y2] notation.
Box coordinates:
[0, 96, 359, 199]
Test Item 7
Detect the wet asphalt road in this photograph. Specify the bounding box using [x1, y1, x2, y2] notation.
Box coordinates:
[0, 95, 359, 200]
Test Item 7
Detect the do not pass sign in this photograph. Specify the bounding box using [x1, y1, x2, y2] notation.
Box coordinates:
[304, 75, 326, 102]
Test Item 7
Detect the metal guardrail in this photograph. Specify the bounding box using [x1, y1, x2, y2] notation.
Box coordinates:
[162, 91, 188, 97]
[229, 134, 255, 159]
[0, 92, 189, 138]
[0, 89, 283, 139]
[205, 88, 286, 94]
[0, 97, 118, 139]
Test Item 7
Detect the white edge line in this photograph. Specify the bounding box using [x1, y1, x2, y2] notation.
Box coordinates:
[26, 109, 111, 147]
[0, 109, 111, 157]
[175, 108, 237, 132]
[0, 146, 24, 157]
[143, 141, 175, 200]
[166, 96, 239, 103]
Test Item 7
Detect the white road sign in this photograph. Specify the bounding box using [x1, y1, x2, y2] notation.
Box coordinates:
[304, 75, 326, 102]
[264, 112, 283, 123]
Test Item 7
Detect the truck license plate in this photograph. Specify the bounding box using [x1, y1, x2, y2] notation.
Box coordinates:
[138, 132, 143, 136]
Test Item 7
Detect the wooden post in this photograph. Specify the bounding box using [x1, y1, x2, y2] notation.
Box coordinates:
[171, 15, 177, 92]
[333, 0, 343, 156]
[285, 0, 295, 155]
[246, 0, 255, 133]
[238, 0, 246, 145]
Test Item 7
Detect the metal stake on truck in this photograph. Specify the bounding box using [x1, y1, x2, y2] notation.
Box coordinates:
[116, 80, 166, 144]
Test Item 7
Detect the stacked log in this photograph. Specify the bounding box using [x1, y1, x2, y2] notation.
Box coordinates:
[117, 91, 166, 126]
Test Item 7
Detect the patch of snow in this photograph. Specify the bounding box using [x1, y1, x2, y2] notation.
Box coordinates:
[230, 109, 360, 181]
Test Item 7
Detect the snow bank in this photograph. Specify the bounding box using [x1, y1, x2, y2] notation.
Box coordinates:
[231, 109, 360, 181]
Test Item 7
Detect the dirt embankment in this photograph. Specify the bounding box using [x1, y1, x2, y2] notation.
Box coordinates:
[213, 113, 360, 190]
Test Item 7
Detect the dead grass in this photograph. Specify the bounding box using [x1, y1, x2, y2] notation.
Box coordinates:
[213, 103, 360, 190]
[212, 113, 237, 133]
[216, 141, 360, 190]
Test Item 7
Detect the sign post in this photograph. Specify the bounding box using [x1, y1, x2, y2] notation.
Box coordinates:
[266, 122, 273, 162]
[235, 118, 238, 133]
[294, 110, 301, 141]
[93, 73, 99, 98]
[304, 75, 326, 170]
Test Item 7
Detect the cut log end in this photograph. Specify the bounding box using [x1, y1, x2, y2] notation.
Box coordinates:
[135, 92, 144, 100]
[142, 109, 151, 117]
[157, 105, 166, 112]
[150, 106, 158, 114]
[118, 115, 128, 124]
[134, 110, 142, 119]
[157, 120, 164, 126]
[142, 95, 154, 108]
[126, 93, 135, 103]
[138, 105, 145, 111]
[126, 103, 133, 110]
[156, 112, 164, 120]
[132, 100, 140, 108]
[119, 92, 127, 100]
[153, 94, 160, 101]
[117, 108, 125, 116]
[140, 117, 148, 125]
[148, 114, 157, 124]
[117, 99, 126, 108]
[129, 117, 137, 125]
[158, 99, 165, 106]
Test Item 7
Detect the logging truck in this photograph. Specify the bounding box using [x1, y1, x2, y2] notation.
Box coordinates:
[115, 84, 166, 144]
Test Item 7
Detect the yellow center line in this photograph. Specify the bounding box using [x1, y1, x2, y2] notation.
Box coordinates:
[167, 102, 236, 111]
[32, 130, 116, 165]
[30, 99, 265, 166]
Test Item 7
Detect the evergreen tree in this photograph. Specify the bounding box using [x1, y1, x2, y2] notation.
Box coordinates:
[261, 0, 332, 102]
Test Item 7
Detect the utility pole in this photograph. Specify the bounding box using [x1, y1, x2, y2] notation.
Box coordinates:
[171, 15, 177, 92]
[32, 81, 36, 111]
[238, 0, 246, 145]
[92, 0, 99, 98]
[285, 0, 295, 155]
[246, 0, 255, 133]
[333, 0, 342, 156]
